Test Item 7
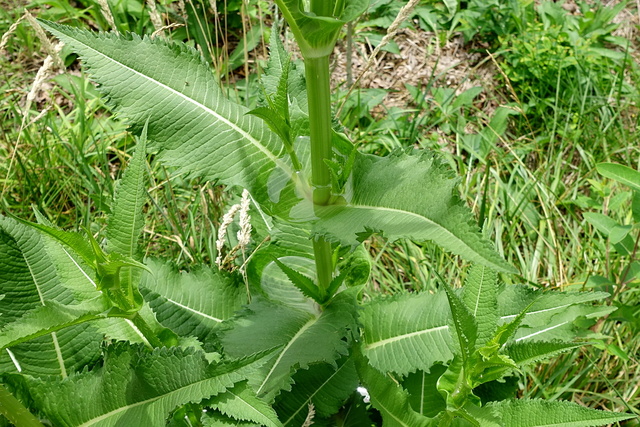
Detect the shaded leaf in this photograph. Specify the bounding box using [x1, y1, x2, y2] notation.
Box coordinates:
[402, 365, 447, 417]
[355, 350, 434, 427]
[276, 357, 359, 425]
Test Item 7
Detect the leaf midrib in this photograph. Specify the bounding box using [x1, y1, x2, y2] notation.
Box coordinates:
[323, 204, 504, 270]
[77, 373, 236, 426]
[364, 308, 579, 350]
[282, 360, 350, 425]
[165, 297, 223, 323]
[364, 326, 449, 351]
[256, 316, 317, 396]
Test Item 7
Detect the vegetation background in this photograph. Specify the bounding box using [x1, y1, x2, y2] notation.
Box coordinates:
[1, 0, 639, 423]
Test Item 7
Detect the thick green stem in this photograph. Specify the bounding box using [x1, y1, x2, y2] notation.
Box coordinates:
[313, 239, 334, 297]
[130, 313, 164, 348]
[305, 55, 333, 206]
[305, 53, 335, 294]
[0, 384, 44, 427]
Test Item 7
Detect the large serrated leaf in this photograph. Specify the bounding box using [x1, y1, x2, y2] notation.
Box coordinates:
[498, 287, 612, 342]
[220, 289, 358, 403]
[38, 21, 300, 217]
[0, 217, 108, 371]
[140, 258, 245, 350]
[314, 151, 515, 273]
[275, 357, 359, 425]
[488, 399, 635, 427]
[106, 128, 147, 259]
[462, 265, 498, 347]
[0, 324, 101, 377]
[209, 381, 282, 427]
[26, 344, 267, 427]
[362, 285, 609, 376]
[0, 299, 107, 350]
[360, 291, 454, 376]
[503, 341, 581, 366]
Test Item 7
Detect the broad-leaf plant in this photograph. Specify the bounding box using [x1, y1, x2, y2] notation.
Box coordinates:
[0, 1, 635, 425]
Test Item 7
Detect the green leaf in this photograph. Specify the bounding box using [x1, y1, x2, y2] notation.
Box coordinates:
[362, 285, 610, 377]
[26, 344, 269, 427]
[106, 126, 147, 259]
[12, 219, 97, 268]
[258, 255, 318, 312]
[247, 220, 319, 311]
[488, 399, 635, 427]
[401, 365, 447, 417]
[355, 350, 435, 427]
[632, 191, 640, 223]
[13, 219, 147, 308]
[39, 21, 300, 218]
[441, 281, 477, 362]
[583, 212, 635, 255]
[272, 258, 324, 303]
[0, 324, 102, 377]
[0, 299, 107, 350]
[276, 357, 359, 425]
[0, 218, 105, 377]
[314, 151, 515, 273]
[209, 381, 282, 427]
[220, 289, 358, 402]
[462, 265, 498, 347]
[498, 286, 611, 342]
[140, 258, 245, 351]
[261, 24, 307, 126]
[248, 107, 292, 149]
[0, 217, 108, 360]
[437, 355, 477, 410]
[274, 0, 369, 58]
[360, 291, 454, 376]
[202, 412, 260, 426]
[503, 341, 581, 366]
[596, 163, 640, 192]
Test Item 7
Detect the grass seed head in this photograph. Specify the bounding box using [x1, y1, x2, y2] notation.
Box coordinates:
[237, 189, 252, 248]
[216, 202, 241, 268]
[96, 0, 117, 31]
[146, 0, 164, 33]
[0, 13, 26, 55]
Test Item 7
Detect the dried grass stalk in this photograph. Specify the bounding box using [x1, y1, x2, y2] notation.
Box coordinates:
[96, 0, 117, 31]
